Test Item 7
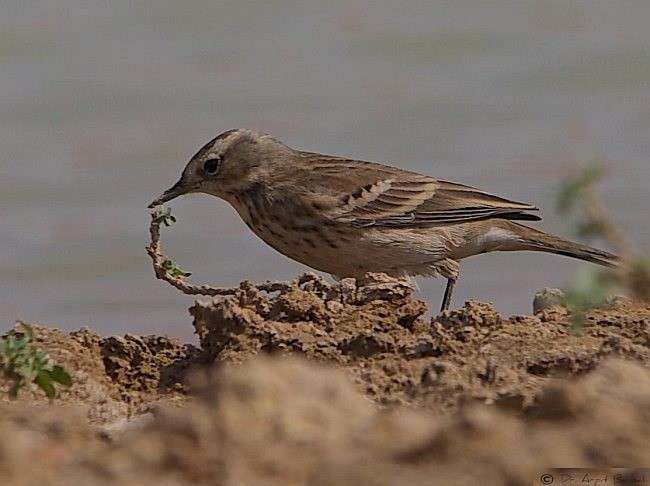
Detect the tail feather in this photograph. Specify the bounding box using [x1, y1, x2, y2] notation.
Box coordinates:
[507, 222, 619, 268]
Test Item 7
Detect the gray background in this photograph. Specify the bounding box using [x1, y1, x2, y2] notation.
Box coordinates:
[1, 0, 648, 340]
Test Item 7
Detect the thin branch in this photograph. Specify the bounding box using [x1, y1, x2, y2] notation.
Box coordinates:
[145, 209, 326, 296]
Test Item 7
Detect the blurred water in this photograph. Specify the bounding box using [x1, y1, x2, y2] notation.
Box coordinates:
[1, 0, 649, 340]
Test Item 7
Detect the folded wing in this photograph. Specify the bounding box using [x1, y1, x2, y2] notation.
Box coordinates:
[299, 154, 540, 227]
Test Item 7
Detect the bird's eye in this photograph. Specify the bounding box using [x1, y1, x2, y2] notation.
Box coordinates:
[203, 157, 222, 175]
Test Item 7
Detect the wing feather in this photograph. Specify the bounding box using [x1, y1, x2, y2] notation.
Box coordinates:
[297, 152, 540, 227]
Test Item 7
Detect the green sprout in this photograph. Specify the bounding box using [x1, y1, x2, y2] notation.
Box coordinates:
[554, 161, 623, 333]
[563, 267, 618, 334]
[152, 207, 177, 227]
[0, 323, 73, 399]
[162, 258, 192, 278]
[556, 163, 603, 214]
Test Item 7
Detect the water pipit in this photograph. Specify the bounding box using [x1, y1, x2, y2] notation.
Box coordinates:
[149, 128, 618, 311]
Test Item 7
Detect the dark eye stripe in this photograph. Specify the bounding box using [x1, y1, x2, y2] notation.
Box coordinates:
[204, 157, 221, 174]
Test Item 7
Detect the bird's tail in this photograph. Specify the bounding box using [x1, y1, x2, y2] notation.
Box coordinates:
[505, 222, 619, 268]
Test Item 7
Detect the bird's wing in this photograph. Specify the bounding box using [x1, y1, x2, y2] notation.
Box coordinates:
[298, 153, 540, 227]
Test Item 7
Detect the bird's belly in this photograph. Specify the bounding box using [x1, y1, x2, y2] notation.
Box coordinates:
[245, 217, 452, 278]
[231, 198, 456, 278]
[246, 220, 355, 275]
[230, 201, 350, 275]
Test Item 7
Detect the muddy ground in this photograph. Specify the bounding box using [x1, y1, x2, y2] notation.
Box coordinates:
[1, 273, 649, 485]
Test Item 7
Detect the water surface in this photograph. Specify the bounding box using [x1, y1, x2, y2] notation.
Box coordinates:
[1, 1, 649, 340]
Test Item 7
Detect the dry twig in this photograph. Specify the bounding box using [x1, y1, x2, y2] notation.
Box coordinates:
[145, 209, 326, 296]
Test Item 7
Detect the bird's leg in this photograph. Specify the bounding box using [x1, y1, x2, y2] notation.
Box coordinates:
[440, 277, 457, 312]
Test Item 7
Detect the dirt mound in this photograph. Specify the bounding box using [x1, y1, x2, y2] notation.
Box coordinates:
[192, 274, 650, 413]
[1, 273, 649, 485]
[2, 356, 650, 485]
[0, 325, 200, 425]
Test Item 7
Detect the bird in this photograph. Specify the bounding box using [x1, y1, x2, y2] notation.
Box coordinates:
[149, 128, 618, 312]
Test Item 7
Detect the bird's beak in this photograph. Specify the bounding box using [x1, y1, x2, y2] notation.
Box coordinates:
[148, 179, 188, 208]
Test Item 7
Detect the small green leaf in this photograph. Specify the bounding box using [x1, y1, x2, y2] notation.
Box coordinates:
[562, 265, 618, 336]
[18, 322, 35, 340]
[50, 366, 73, 386]
[582, 163, 603, 185]
[152, 207, 177, 227]
[35, 371, 56, 399]
[555, 162, 604, 213]
[16, 363, 39, 383]
[576, 219, 605, 239]
[556, 179, 583, 213]
[170, 268, 192, 278]
[162, 259, 192, 278]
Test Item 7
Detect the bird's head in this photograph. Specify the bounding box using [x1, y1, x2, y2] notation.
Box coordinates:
[148, 128, 292, 207]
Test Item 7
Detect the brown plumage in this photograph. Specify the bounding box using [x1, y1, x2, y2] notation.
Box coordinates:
[149, 128, 618, 311]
